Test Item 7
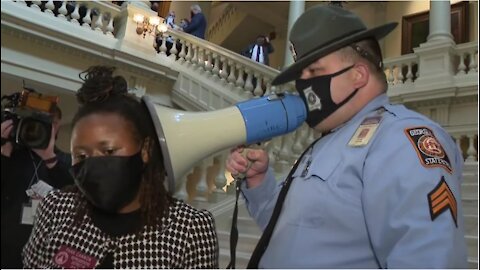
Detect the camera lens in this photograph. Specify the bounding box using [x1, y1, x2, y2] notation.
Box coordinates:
[18, 118, 52, 149]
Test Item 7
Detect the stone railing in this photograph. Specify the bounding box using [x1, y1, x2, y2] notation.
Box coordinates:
[157, 28, 295, 99]
[447, 125, 479, 163]
[13, 0, 121, 37]
[454, 41, 479, 75]
[383, 53, 419, 86]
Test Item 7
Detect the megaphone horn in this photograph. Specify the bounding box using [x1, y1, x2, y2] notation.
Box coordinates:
[142, 93, 307, 194]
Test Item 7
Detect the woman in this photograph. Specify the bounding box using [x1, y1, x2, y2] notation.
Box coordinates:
[22, 66, 219, 268]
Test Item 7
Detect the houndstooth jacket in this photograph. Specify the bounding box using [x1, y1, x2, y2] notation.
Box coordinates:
[22, 191, 219, 268]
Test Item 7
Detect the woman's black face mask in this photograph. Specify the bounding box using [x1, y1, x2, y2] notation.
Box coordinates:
[71, 152, 144, 213]
[295, 65, 358, 128]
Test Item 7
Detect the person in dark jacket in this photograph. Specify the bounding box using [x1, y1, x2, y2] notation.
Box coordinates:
[182, 4, 207, 39]
[242, 35, 275, 66]
[1, 101, 73, 268]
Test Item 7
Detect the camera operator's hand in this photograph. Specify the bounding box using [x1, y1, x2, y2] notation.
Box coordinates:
[32, 125, 57, 168]
[1, 119, 14, 157]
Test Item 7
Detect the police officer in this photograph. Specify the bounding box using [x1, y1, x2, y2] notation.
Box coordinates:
[226, 4, 468, 268]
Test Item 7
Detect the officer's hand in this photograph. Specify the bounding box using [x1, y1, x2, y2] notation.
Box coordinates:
[32, 125, 56, 167]
[226, 146, 269, 189]
[1, 119, 14, 157]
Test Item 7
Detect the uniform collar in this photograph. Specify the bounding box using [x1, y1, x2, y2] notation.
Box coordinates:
[330, 93, 389, 133]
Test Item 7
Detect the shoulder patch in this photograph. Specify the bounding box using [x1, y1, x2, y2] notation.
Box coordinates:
[404, 126, 452, 174]
[428, 176, 457, 227]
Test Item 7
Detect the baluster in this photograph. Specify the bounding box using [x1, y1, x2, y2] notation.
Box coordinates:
[214, 152, 228, 193]
[397, 65, 404, 84]
[405, 62, 413, 83]
[57, 1, 68, 20]
[191, 45, 198, 68]
[212, 53, 220, 80]
[244, 69, 254, 98]
[458, 53, 467, 75]
[235, 65, 245, 93]
[185, 41, 193, 65]
[204, 50, 213, 75]
[69, 3, 81, 24]
[178, 39, 187, 63]
[454, 135, 463, 158]
[94, 12, 103, 32]
[175, 171, 190, 201]
[466, 134, 478, 162]
[469, 51, 477, 72]
[82, 8, 92, 28]
[105, 15, 114, 36]
[263, 78, 272, 96]
[270, 85, 279, 95]
[30, 0, 42, 10]
[253, 72, 263, 97]
[292, 125, 309, 155]
[159, 33, 167, 55]
[44, 0, 55, 16]
[227, 60, 236, 89]
[387, 66, 394, 85]
[195, 160, 210, 201]
[220, 57, 229, 84]
[276, 132, 296, 173]
[196, 47, 205, 71]
[267, 136, 282, 166]
[169, 36, 179, 60]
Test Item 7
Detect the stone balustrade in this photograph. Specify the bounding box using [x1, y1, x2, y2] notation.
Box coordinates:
[383, 53, 419, 86]
[13, 0, 121, 37]
[156, 28, 296, 99]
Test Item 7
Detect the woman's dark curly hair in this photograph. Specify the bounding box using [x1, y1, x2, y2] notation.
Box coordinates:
[66, 66, 171, 229]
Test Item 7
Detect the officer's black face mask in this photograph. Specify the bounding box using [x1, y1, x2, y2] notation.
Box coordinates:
[295, 65, 358, 128]
[71, 152, 144, 213]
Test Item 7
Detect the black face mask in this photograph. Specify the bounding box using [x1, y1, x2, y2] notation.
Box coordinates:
[71, 152, 144, 213]
[295, 65, 358, 128]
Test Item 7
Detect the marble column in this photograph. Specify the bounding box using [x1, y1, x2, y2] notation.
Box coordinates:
[427, 0, 454, 43]
[283, 0, 305, 68]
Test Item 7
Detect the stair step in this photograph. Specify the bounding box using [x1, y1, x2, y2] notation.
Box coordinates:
[461, 183, 478, 198]
[468, 257, 478, 269]
[465, 235, 478, 259]
[219, 247, 251, 269]
[462, 196, 478, 217]
[464, 214, 478, 237]
[236, 216, 262, 235]
[217, 230, 260, 254]
[463, 175, 478, 186]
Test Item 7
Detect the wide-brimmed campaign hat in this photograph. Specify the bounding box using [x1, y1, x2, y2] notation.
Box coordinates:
[272, 5, 397, 85]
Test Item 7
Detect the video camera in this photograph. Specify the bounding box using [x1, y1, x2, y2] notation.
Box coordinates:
[1, 90, 59, 149]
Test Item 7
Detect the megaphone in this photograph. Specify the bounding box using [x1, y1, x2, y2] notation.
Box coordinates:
[142, 93, 307, 193]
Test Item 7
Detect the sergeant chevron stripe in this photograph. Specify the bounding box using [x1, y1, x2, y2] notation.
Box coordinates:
[428, 176, 457, 227]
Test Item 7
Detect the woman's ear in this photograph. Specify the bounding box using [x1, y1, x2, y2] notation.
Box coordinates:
[352, 63, 369, 89]
[141, 138, 152, 163]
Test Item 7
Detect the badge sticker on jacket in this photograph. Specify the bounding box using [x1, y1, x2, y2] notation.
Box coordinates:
[405, 127, 452, 173]
[348, 115, 382, 147]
